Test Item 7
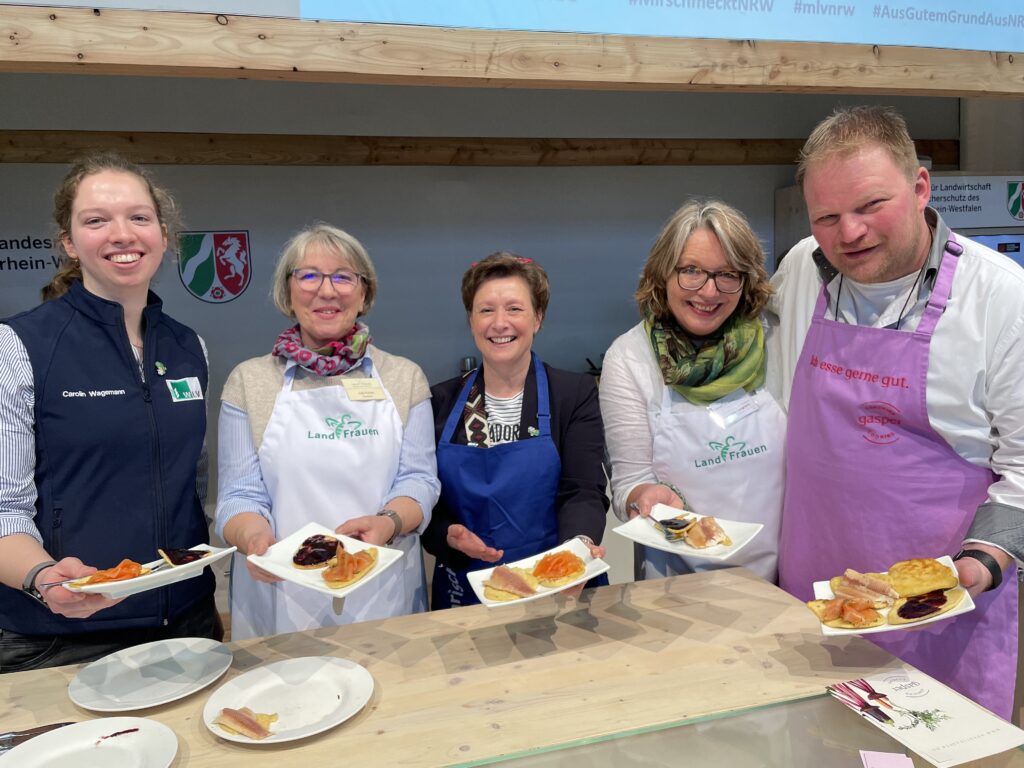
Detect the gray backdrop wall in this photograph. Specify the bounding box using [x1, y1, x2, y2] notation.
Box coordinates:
[0, 74, 960, 496]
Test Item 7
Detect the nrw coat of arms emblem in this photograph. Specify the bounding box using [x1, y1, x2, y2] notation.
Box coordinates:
[1008, 182, 1024, 221]
[177, 231, 252, 303]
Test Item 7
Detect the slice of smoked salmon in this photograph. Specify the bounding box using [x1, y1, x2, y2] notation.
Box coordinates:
[822, 597, 845, 622]
[323, 549, 375, 585]
[84, 558, 147, 584]
[532, 551, 584, 580]
[841, 599, 880, 627]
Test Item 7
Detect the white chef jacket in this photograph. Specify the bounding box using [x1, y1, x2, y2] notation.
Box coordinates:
[765, 209, 1024, 554]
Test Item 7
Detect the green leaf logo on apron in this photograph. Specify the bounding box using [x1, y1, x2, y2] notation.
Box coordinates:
[308, 413, 380, 440]
[709, 435, 747, 460]
[694, 434, 769, 468]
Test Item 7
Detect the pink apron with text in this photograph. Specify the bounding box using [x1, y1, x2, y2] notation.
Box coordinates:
[779, 237, 1018, 719]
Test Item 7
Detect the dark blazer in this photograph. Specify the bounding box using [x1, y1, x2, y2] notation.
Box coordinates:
[422, 359, 609, 570]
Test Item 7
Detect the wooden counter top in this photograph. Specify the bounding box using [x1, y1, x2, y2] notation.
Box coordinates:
[0, 568, 905, 766]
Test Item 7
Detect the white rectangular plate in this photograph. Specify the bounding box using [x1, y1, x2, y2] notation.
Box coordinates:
[65, 544, 235, 598]
[612, 503, 763, 561]
[811, 555, 975, 636]
[247, 521, 403, 599]
[466, 537, 610, 608]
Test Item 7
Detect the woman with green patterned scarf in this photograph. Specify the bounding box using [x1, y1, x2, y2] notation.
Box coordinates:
[600, 200, 785, 582]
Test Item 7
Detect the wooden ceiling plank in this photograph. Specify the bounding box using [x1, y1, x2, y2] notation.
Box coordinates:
[0, 130, 959, 167]
[0, 5, 1021, 95]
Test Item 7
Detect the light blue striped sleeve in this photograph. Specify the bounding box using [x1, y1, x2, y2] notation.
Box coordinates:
[0, 325, 43, 544]
[213, 401, 274, 541]
[383, 398, 439, 534]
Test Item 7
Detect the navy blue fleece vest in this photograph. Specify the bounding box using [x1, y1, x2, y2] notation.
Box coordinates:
[1, 281, 212, 635]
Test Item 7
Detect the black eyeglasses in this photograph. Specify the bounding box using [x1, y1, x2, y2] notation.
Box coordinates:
[290, 268, 363, 293]
[674, 266, 744, 294]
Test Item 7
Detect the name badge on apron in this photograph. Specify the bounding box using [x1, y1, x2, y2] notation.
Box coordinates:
[342, 377, 386, 401]
[707, 388, 759, 428]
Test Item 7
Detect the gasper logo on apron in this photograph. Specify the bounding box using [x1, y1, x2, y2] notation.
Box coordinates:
[858, 401, 902, 445]
[307, 413, 380, 440]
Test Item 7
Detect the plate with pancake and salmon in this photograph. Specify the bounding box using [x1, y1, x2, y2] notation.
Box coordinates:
[246, 521, 404, 599]
[612, 503, 763, 560]
[807, 555, 974, 636]
[466, 537, 610, 607]
[63, 544, 235, 599]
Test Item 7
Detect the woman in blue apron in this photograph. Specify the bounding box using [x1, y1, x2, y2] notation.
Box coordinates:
[424, 253, 609, 609]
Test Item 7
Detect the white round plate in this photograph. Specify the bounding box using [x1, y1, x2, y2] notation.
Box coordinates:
[203, 656, 374, 744]
[69, 637, 233, 712]
[0, 717, 177, 768]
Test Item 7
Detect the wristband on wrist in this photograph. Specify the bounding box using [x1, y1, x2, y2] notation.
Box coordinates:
[953, 549, 1003, 592]
[658, 481, 689, 510]
[22, 559, 57, 604]
[376, 508, 403, 546]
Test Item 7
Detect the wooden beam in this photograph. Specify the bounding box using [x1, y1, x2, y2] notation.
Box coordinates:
[0, 130, 960, 167]
[1, 4, 1021, 96]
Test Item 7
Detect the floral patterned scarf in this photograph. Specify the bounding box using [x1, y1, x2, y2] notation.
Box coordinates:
[272, 323, 371, 376]
[644, 312, 765, 406]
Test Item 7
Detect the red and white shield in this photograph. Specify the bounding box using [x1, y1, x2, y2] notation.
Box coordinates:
[213, 233, 251, 297]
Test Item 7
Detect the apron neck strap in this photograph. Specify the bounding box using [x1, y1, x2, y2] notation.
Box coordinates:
[533, 353, 552, 436]
[811, 280, 831, 320]
[441, 367, 480, 444]
[916, 233, 962, 336]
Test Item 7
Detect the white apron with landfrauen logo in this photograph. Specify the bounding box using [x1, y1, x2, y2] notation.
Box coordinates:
[646, 385, 785, 582]
[229, 358, 426, 640]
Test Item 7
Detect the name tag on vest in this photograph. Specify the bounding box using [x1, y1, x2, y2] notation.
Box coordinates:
[166, 377, 204, 402]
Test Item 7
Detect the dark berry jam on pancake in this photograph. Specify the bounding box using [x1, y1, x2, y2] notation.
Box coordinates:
[158, 548, 210, 566]
[895, 589, 947, 621]
[292, 534, 341, 568]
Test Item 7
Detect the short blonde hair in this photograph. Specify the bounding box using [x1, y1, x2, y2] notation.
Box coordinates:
[635, 200, 771, 322]
[796, 105, 920, 187]
[271, 223, 378, 318]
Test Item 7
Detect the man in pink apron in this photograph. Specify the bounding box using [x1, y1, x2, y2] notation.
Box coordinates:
[768, 105, 1024, 719]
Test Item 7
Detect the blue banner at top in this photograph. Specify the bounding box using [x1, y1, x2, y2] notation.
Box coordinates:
[299, 0, 1024, 54]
